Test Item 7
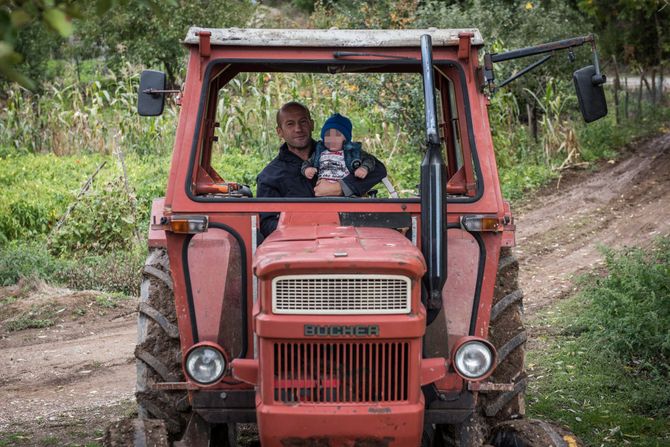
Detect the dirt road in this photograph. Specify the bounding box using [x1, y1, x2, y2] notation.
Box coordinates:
[0, 132, 668, 446]
[0, 287, 137, 446]
[515, 131, 670, 317]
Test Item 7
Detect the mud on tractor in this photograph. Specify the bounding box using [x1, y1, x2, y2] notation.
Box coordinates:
[127, 28, 607, 447]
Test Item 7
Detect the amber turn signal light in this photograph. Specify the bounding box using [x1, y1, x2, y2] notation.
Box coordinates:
[168, 215, 208, 234]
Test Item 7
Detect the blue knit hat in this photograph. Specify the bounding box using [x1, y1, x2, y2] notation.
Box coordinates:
[320, 113, 352, 142]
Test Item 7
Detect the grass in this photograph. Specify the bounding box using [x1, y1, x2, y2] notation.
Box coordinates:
[0, 433, 29, 447]
[526, 238, 670, 446]
[0, 240, 145, 296]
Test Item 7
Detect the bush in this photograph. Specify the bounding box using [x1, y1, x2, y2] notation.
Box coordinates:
[56, 246, 146, 296]
[49, 177, 139, 257]
[0, 239, 145, 296]
[0, 240, 67, 286]
[572, 237, 670, 414]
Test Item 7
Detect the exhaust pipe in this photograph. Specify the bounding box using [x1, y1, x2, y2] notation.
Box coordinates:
[420, 34, 447, 315]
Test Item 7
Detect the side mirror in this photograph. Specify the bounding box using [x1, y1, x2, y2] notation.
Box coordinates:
[573, 65, 607, 123]
[138, 70, 166, 116]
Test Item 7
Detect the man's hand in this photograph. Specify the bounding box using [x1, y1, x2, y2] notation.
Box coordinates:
[304, 167, 317, 179]
[314, 179, 343, 197]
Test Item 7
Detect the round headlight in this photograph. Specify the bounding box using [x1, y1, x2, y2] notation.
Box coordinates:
[185, 346, 226, 384]
[454, 341, 494, 379]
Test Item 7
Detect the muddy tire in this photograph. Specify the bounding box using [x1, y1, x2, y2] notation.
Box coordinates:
[435, 247, 527, 446]
[490, 419, 584, 447]
[103, 417, 170, 447]
[135, 248, 191, 437]
[484, 246, 527, 421]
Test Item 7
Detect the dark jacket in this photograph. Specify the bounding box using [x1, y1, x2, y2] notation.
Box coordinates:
[256, 140, 387, 237]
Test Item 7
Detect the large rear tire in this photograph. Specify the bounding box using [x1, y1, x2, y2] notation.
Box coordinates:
[135, 248, 191, 438]
[484, 247, 527, 421]
[435, 247, 527, 446]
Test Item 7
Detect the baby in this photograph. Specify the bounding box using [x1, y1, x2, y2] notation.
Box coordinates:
[302, 113, 376, 182]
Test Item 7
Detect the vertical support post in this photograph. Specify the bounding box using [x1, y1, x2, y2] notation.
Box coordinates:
[420, 34, 447, 313]
[458, 32, 474, 61]
[196, 30, 211, 80]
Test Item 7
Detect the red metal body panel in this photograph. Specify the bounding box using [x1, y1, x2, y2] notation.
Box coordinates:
[257, 401, 425, 447]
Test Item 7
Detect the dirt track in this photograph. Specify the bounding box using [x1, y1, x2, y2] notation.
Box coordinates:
[0, 132, 668, 446]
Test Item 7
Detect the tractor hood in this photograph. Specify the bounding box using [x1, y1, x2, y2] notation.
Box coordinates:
[254, 225, 426, 280]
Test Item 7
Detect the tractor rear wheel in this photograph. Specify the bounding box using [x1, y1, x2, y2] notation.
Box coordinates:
[436, 247, 527, 446]
[135, 248, 191, 438]
[483, 246, 527, 421]
[435, 248, 583, 446]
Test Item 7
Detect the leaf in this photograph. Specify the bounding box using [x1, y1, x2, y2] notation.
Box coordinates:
[43, 8, 73, 37]
[10, 9, 32, 27]
[96, 0, 113, 16]
[0, 59, 36, 91]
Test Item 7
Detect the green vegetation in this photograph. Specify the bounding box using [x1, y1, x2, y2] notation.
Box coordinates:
[1, 0, 669, 444]
[527, 238, 670, 446]
[1, 0, 668, 295]
[0, 432, 29, 447]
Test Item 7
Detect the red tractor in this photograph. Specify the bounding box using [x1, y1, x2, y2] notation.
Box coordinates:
[131, 28, 606, 446]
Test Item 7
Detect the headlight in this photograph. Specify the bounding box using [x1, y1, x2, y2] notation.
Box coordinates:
[454, 340, 494, 380]
[185, 345, 226, 384]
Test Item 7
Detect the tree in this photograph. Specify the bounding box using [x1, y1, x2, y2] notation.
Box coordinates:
[74, 0, 254, 86]
[0, 0, 78, 90]
[578, 0, 669, 67]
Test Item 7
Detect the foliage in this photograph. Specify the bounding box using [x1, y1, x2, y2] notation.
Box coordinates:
[0, 239, 144, 295]
[0, 0, 79, 89]
[528, 329, 670, 446]
[527, 239, 670, 445]
[48, 177, 139, 256]
[57, 245, 145, 295]
[0, 239, 66, 286]
[578, 0, 670, 67]
[527, 243, 670, 447]
[73, 1, 254, 85]
[0, 69, 177, 155]
[576, 238, 670, 387]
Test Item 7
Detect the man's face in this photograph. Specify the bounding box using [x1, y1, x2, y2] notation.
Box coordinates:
[276, 106, 314, 150]
[323, 128, 345, 151]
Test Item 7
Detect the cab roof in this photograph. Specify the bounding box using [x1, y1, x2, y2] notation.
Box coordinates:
[184, 27, 484, 47]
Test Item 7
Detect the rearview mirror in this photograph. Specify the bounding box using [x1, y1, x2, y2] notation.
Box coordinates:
[138, 70, 166, 116]
[573, 65, 607, 123]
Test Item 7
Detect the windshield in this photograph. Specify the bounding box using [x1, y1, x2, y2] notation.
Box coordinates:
[186, 62, 479, 203]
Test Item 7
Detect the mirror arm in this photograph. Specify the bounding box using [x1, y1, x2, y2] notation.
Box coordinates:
[485, 34, 598, 94]
[495, 54, 552, 91]
[590, 44, 606, 86]
[142, 88, 181, 96]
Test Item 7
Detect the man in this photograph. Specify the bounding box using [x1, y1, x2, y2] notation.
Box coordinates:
[256, 101, 387, 237]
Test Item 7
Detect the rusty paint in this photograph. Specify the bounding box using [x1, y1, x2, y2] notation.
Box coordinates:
[195, 30, 211, 58]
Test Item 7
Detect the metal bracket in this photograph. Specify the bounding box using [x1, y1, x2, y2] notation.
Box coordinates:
[468, 381, 514, 392]
[152, 382, 199, 391]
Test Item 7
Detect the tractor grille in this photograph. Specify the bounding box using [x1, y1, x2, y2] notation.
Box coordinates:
[273, 341, 409, 404]
[272, 275, 411, 314]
